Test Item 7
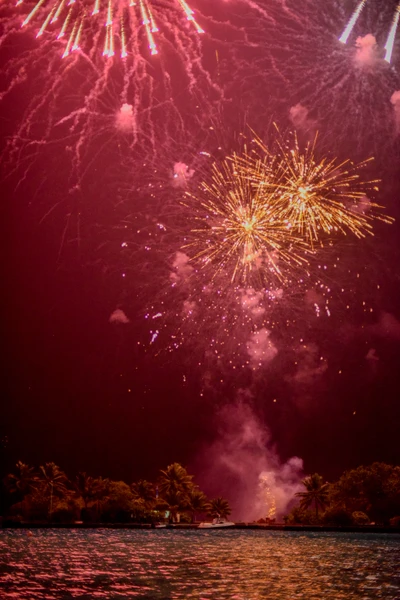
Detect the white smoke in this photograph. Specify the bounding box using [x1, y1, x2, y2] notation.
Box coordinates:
[246, 328, 278, 368]
[172, 162, 195, 188]
[366, 348, 379, 376]
[289, 343, 328, 387]
[289, 103, 317, 136]
[390, 91, 400, 134]
[351, 194, 372, 215]
[109, 308, 130, 324]
[366, 348, 379, 362]
[170, 251, 194, 284]
[182, 299, 197, 317]
[240, 288, 265, 318]
[368, 311, 400, 340]
[195, 401, 304, 521]
[354, 34, 379, 66]
[115, 103, 135, 133]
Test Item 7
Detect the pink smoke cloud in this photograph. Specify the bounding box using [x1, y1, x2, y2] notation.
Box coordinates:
[194, 401, 304, 521]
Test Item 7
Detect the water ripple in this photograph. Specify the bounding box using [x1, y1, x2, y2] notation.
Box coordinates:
[0, 529, 399, 599]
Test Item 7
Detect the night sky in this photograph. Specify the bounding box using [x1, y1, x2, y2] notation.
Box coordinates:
[2, 0, 400, 511]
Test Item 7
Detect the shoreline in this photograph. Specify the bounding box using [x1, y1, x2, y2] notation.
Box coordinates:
[2, 522, 400, 533]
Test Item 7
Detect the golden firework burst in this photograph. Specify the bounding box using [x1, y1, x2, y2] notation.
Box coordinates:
[183, 155, 307, 287]
[182, 128, 393, 290]
[242, 128, 393, 247]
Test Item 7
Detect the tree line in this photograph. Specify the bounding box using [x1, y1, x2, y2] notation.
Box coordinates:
[286, 462, 400, 527]
[3, 460, 400, 526]
[3, 461, 231, 525]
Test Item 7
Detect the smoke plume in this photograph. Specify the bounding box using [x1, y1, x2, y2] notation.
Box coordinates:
[109, 308, 130, 324]
[172, 162, 195, 188]
[289, 103, 317, 136]
[195, 400, 304, 521]
[115, 103, 135, 133]
[354, 34, 379, 66]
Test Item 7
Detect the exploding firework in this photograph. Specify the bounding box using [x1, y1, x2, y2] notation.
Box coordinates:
[184, 129, 392, 281]
[228, 0, 400, 160]
[241, 129, 393, 248]
[0, 0, 224, 180]
[3, 0, 400, 185]
[17, 0, 204, 59]
[109, 128, 393, 376]
[183, 154, 308, 288]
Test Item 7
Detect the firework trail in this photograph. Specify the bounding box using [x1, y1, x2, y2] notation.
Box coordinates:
[384, 2, 400, 63]
[339, 0, 400, 65]
[2, 0, 400, 185]
[339, 0, 367, 44]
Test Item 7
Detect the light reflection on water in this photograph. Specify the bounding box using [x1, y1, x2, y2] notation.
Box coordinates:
[0, 529, 399, 599]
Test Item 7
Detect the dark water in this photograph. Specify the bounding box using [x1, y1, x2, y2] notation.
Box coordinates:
[0, 529, 399, 599]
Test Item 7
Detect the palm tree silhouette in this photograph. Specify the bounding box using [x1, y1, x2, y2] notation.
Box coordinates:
[38, 462, 69, 518]
[158, 463, 194, 522]
[296, 473, 329, 520]
[208, 497, 232, 519]
[186, 488, 209, 523]
[5, 461, 38, 498]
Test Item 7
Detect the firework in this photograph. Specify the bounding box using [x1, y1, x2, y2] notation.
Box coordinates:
[183, 129, 393, 290]
[183, 154, 308, 289]
[0, 0, 224, 181]
[18, 0, 204, 59]
[109, 139, 392, 374]
[244, 130, 393, 248]
[339, 0, 400, 65]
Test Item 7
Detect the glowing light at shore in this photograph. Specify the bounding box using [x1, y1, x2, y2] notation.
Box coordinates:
[384, 2, 400, 64]
[339, 0, 367, 44]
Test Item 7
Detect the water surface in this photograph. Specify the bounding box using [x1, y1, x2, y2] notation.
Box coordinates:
[1, 529, 399, 598]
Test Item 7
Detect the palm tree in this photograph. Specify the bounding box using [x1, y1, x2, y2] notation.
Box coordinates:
[296, 473, 329, 520]
[158, 463, 194, 497]
[162, 488, 188, 523]
[158, 464, 195, 523]
[91, 477, 110, 521]
[74, 472, 103, 511]
[208, 497, 232, 519]
[186, 488, 209, 523]
[5, 461, 38, 498]
[131, 480, 155, 510]
[38, 463, 69, 518]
